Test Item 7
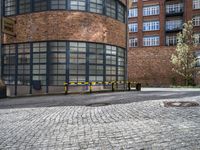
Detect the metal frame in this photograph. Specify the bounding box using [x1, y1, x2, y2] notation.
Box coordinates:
[48, 42, 67, 86]
[46, 42, 50, 93]
[30, 42, 33, 94]
[14, 44, 18, 95]
[86, 42, 89, 82]
[2, 41, 127, 95]
[0, 0, 3, 79]
[87, 43, 104, 82]
[125, 0, 128, 87]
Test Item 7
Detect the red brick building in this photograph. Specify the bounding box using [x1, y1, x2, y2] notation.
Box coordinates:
[1, 0, 128, 96]
[128, 0, 200, 86]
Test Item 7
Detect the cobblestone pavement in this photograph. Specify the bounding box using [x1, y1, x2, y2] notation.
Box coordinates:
[0, 88, 200, 149]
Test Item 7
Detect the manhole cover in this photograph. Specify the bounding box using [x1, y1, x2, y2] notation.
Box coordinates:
[164, 101, 199, 107]
[86, 103, 110, 107]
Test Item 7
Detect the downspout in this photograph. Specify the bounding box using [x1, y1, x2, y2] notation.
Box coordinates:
[125, 0, 129, 86]
[0, 0, 2, 79]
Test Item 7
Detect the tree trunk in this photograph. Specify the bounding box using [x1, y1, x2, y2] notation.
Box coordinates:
[185, 78, 189, 86]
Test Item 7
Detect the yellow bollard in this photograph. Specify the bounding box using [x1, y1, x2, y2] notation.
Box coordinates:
[112, 82, 115, 92]
[64, 83, 68, 95]
[89, 82, 92, 93]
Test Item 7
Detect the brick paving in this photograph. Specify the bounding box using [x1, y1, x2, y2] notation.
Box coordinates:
[0, 89, 200, 149]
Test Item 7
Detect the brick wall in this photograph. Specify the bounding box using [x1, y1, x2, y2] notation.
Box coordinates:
[128, 46, 179, 86]
[128, 46, 200, 86]
[3, 11, 126, 48]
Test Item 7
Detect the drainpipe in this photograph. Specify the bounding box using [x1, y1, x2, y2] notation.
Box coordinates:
[125, 0, 129, 88]
[0, 0, 2, 79]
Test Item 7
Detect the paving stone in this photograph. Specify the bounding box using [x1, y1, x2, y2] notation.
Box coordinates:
[0, 89, 200, 149]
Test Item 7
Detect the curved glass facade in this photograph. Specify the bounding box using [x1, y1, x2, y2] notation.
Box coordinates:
[2, 41, 126, 87]
[3, 0, 126, 23]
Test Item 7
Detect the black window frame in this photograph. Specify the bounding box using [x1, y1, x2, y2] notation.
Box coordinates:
[19, 0, 31, 14]
[105, 0, 116, 19]
[89, 0, 103, 14]
[2, 44, 16, 85]
[2, 41, 127, 87]
[4, 0, 16, 16]
[17, 43, 31, 85]
[50, 0, 67, 10]
[49, 41, 67, 86]
[32, 42, 47, 85]
[69, 0, 86, 11]
[33, 0, 48, 12]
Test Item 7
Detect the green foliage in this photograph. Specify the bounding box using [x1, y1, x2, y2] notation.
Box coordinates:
[171, 21, 198, 86]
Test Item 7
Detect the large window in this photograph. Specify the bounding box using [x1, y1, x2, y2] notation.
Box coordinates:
[106, 66, 116, 81]
[89, 0, 103, 14]
[50, 0, 66, 10]
[196, 51, 200, 67]
[143, 5, 159, 16]
[106, 45, 117, 81]
[88, 43, 104, 81]
[34, 0, 48, 11]
[33, 42, 47, 85]
[129, 23, 138, 32]
[193, 15, 200, 26]
[166, 35, 177, 46]
[128, 8, 138, 18]
[2, 45, 16, 84]
[129, 37, 138, 47]
[4, 0, 16, 16]
[3, 41, 126, 87]
[143, 20, 160, 31]
[118, 48, 125, 81]
[70, 0, 86, 11]
[17, 44, 31, 85]
[118, 2, 125, 22]
[166, 20, 183, 31]
[106, 0, 116, 18]
[193, 0, 200, 9]
[19, 0, 31, 14]
[143, 36, 160, 46]
[49, 42, 66, 85]
[69, 42, 86, 82]
[195, 33, 200, 44]
[166, 3, 183, 14]
[88, 44, 104, 65]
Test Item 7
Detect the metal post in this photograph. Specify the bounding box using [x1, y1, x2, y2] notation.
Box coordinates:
[46, 42, 49, 94]
[86, 43, 89, 83]
[89, 82, 92, 93]
[112, 82, 115, 92]
[125, 0, 129, 91]
[0, 0, 3, 79]
[116, 82, 118, 91]
[128, 82, 131, 91]
[15, 44, 18, 96]
[30, 43, 33, 94]
[64, 83, 68, 95]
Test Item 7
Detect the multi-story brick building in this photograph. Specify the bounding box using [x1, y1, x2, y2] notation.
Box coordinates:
[128, 0, 200, 86]
[1, 0, 128, 96]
